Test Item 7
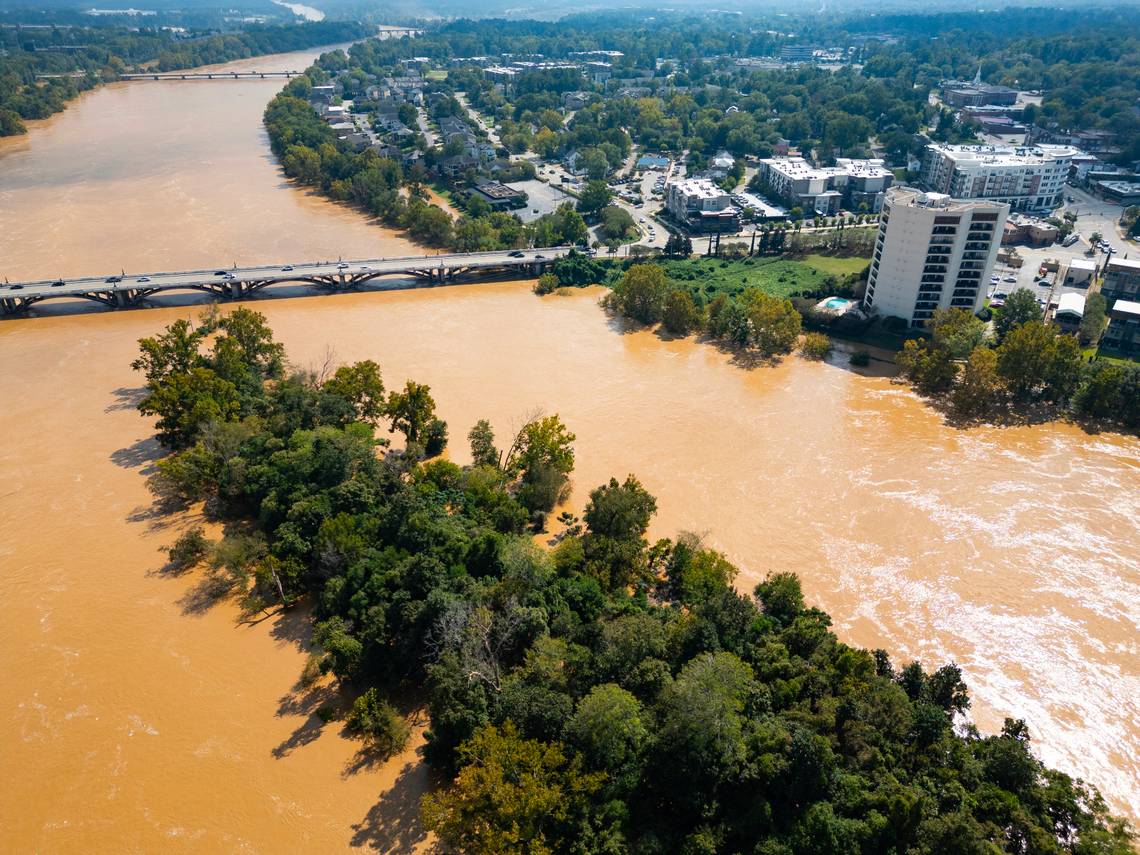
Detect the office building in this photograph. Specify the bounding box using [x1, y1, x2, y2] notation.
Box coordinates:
[920, 143, 1079, 213]
[862, 187, 1008, 327]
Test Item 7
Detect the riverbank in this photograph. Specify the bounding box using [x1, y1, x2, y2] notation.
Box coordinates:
[0, 21, 369, 137]
[3, 283, 1137, 843]
[2, 43, 1138, 843]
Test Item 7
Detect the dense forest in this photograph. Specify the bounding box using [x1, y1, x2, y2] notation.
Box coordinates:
[0, 19, 370, 135]
[138, 308, 1134, 853]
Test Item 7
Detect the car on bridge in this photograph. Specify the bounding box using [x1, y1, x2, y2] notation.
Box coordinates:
[52, 280, 66, 287]
[136, 277, 151, 283]
[281, 265, 294, 272]
[337, 263, 349, 269]
[214, 270, 228, 276]
[508, 250, 525, 258]
[105, 276, 122, 283]
[9, 284, 23, 290]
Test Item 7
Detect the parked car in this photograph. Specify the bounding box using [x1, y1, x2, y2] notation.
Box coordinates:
[1002, 276, 1017, 283]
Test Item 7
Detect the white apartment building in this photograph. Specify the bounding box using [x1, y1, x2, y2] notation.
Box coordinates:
[920, 143, 1079, 213]
[665, 178, 740, 232]
[756, 157, 893, 214]
[863, 187, 1008, 327]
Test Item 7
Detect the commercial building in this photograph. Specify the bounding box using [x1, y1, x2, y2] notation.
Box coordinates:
[920, 143, 1079, 213]
[470, 178, 527, 210]
[862, 187, 1008, 327]
[1101, 257, 1140, 304]
[1061, 257, 1096, 288]
[1001, 216, 1058, 246]
[1102, 299, 1140, 357]
[756, 157, 894, 214]
[665, 178, 741, 233]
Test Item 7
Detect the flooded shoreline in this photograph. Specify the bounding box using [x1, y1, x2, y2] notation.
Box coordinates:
[1, 47, 1138, 851]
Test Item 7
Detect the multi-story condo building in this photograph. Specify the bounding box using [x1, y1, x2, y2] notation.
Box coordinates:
[1102, 299, 1140, 357]
[756, 157, 894, 214]
[920, 143, 1079, 213]
[665, 178, 741, 233]
[1101, 257, 1140, 305]
[862, 187, 1009, 327]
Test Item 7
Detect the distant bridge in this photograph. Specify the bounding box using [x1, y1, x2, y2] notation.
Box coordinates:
[0, 248, 574, 316]
[118, 70, 303, 81]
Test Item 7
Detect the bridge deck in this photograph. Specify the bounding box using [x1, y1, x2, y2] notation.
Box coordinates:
[0, 248, 577, 313]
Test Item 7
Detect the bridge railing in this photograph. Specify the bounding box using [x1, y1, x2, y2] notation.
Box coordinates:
[3, 247, 579, 289]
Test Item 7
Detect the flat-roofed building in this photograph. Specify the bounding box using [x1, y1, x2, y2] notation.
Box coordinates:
[1102, 298, 1140, 356]
[1062, 257, 1097, 288]
[862, 187, 1008, 327]
[665, 178, 740, 233]
[1102, 257, 1140, 305]
[470, 178, 527, 210]
[757, 157, 893, 214]
[920, 143, 1078, 213]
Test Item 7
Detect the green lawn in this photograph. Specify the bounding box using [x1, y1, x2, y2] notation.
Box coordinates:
[646, 256, 843, 300]
[800, 254, 871, 277]
[425, 69, 448, 81]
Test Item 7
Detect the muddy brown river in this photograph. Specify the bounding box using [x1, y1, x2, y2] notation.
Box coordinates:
[1, 49, 1138, 851]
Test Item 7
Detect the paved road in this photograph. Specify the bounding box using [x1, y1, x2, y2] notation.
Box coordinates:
[2, 248, 573, 299]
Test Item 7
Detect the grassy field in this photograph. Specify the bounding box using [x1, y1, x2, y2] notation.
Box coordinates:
[633, 256, 850, 300]
[425, 69, 448, 81]
[799, 254, 870, 277]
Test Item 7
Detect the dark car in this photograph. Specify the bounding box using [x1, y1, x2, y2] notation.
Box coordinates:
[534, 254, 546, 259]
[51, 279, 66, 287]
[10, 284, 23, 290]
[214, 270, 228, 276]
[105, 275, 122, 284]
[508, 250, 525, 258]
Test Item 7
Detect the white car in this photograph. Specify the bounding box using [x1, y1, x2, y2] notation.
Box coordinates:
[1002, 276, 1017, 283]
[336, 263, 349, 270]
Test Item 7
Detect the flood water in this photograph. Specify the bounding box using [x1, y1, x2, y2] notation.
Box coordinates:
[1, 48, 1139, 853]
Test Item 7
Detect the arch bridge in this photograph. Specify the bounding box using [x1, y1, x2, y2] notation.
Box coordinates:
[0, 248, 574, 316]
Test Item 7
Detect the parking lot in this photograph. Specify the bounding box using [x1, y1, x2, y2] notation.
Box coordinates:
[507, 179, 575, 223]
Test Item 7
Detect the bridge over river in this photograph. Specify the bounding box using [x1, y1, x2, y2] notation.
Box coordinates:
[1, 248, 574, 315]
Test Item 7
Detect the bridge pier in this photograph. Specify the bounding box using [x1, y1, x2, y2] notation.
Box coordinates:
[1, 297, 20, 316]
[113, 290, 133, 308]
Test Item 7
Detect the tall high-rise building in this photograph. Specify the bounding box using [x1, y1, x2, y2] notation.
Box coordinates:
[863, 187, 1009, 327]
[920, 143, 1078, 213]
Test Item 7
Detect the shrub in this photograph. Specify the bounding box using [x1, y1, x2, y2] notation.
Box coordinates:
[534, 272, 560, 295]
[849, 350, 871, 367]
[346, 688, 411, 758]
[166, 526, 210, 571]
[799, 332, 832, 360]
